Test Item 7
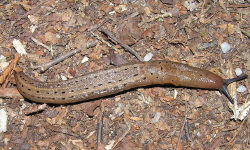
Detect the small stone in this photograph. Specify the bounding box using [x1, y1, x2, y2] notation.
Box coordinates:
[144, 53, 153, 62]
[81, 56, 89, 64]
[220, 42, 231, 53]
[237, 85, 247, 93]
[235, 68, 243, 76]
[151, 112, 161, 123]
[0, 109, 8, 133]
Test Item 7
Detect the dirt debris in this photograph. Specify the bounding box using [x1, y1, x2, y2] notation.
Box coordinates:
[0, 0, 249, 149]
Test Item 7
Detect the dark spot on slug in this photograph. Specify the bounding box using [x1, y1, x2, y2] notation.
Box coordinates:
[62, 91, 66, 94]
[134, 74, 139, 77]
[36, 91, 40, 93]
[118, 79, 122, 82]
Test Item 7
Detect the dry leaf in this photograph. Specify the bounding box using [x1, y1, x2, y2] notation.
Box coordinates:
[0, 55, 20, 85]
[44, 32, 60, 44]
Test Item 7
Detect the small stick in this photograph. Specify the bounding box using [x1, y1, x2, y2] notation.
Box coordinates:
[47, 126, 81, 138]
[226, 117, 247, 148]
[88, 18, 111, 32]
[0, 88, 23, 99]
[18, 1, 47, 20]
[0, 54, 20, 86]
[241, 29, 250, 38]
[96, 115, 104, 149]
[112, 118, 131, 149]
[96, 102, 104, 149]
[90, 31, 120, 53]
[138, 11, 172, 27]
[176, 101, 188, 150]
[31, 37, 51, 52]
[99, 28, 144, 61]
[24, 104, 47, 115]
[31, 40, 97, 72]
[184, 116, 190, 141]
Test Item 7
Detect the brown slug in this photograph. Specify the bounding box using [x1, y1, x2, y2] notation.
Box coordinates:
[14, 60, 248, 104]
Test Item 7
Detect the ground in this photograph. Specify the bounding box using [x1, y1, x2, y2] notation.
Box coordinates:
[0, 0, 249, 150]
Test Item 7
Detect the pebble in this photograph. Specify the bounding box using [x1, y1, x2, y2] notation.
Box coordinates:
[237, 85, 247, 93]
[220, 42, 231, 53]
[144, 52, 153, 62]
[235, 68, 243, 76]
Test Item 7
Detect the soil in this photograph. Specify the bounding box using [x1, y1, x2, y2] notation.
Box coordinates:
[0, 0, 249, 150]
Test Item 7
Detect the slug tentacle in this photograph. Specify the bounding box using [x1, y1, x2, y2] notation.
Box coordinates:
[219, 75, 248, 104]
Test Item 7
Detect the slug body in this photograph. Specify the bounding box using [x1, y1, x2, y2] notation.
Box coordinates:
[15, 60, 245, 104]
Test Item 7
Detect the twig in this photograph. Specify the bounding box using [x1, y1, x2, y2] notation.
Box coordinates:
[176, 101, 189, 150]
[47, 126, 81, 138]
[24, 104, 48, 115]
[90, 31, 120, 52]
[0, 0, 8, 5]
[226, 4, 250, 8]
[138, 11, 172, 27]
[18, 1, 47, 20]
[96, 102, 104, 150]
[88, 18, 111, 32]
[112, 118, 131, 149]
[31, 40, 97, 72]
[241, 29, 250, 38]
[31, 37, 52, 52]
[96, 115, 104, 146]
[0, 88, 23, 99]
[219, 0, 230, 17]
[184, 115, 190, 141]
[225, 117, 247, 148]
[99, 28, 144, 61]
[0, 54, 20, 86]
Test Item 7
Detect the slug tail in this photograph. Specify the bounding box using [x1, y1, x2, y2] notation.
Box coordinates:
[219, 74, 248, 104]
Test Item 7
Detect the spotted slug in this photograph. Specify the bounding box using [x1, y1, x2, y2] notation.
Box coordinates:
[14, 60, 248, 104]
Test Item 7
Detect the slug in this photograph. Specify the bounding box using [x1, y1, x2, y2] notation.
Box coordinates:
[14, 60, 248, 104]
